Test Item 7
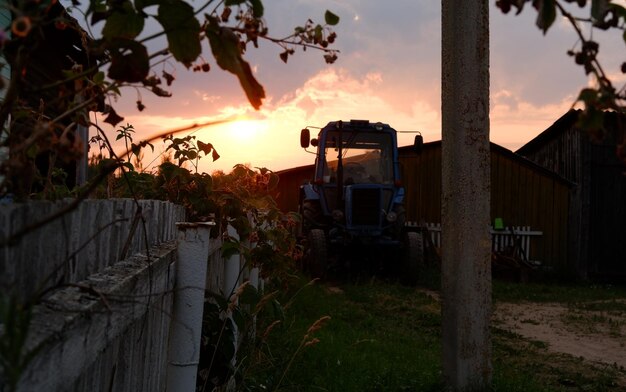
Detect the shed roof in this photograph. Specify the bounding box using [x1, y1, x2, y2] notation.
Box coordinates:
[515, 110, 580, 156]
[398, 140, 574, 187]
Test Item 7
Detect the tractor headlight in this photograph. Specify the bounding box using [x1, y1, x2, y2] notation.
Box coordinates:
[332, 209, 344, 221]
[386, 211, 397, 222]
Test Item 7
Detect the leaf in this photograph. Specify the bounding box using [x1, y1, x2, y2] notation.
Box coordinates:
[250, 0, 264, 17]
[325, 10, 340, 26]
[279, 50, 288, 63]
[206, 19, 266, 109]
[314, 24, 323, 43]
[88, 0, 108, 24]
[239, 284, 260, 307]
[221, 239, 241, 259]
[93, 71, 105, 84]
[156, 0, 201, 65]
[197, 140, 213, 154]
[131, 143, 141, 156]
[268, 173, 279, 190]
[535, 0, 556, 34]
[104, 107, 124, 127]
[102, 1, 145, 40]
[107, 39, 150, 83]
[577, 88, 599, 104]
[591, 0, 609, 22]
[212, 149, 221, 161]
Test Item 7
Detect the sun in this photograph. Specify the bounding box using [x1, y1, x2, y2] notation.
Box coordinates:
[226, 119, 267, 141]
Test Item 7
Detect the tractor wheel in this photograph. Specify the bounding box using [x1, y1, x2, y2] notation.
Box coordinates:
[300, 200, 322, 234]
[402, 231, 424, 285]
[307, 229, 328, 278]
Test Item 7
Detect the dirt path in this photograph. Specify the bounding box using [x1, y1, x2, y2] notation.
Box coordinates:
[493, 301, 626, 369]
[417, 289, 626, 369]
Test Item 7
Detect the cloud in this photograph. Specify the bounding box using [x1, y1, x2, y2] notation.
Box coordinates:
[490, 89, 575, 150]
[87, 0, 625, 176]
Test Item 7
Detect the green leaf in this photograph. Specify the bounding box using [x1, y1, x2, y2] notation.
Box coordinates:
[206, 19, 266, 109]
[250, 0, 264, 17]
[107, 39, 150, 83]
[131, 143, 141, 156]
[314, 24, 323, 43]
[221, 239, 241, 259]
[102, 2, 144, 40]
[325, 10, 340, 26]
[578, 88, 599, 104]
[591, 0, 609, 22]
[93, 71, 105, 84]
[239, 284, 260, 307]
[536, 0, 556, 34]
[156, 0, 201, 65]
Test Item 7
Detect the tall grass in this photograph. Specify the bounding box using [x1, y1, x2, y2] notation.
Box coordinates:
[258, 276, 626, 391]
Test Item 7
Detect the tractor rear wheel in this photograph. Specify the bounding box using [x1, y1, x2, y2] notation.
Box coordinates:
[307, 229, 328, 278]
[402, 231, 424, 285]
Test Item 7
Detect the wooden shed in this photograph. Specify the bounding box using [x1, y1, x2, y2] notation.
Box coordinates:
[516, 110, 626, 280]
[275, 141, 572, 271]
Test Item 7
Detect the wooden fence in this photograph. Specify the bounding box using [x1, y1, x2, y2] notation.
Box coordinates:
[0, 198, 185, 302]
[0, 199, 255, 391]
[419, 222, 543, 263]
[398, 142, 570, 270]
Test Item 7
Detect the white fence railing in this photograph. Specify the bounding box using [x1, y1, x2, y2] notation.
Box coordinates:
[408, 222, 543, 262]
[1, 199, 259, 392]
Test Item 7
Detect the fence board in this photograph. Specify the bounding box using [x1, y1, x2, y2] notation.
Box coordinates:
[421, 222, 543, 263]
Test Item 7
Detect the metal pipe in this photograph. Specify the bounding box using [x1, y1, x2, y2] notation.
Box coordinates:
[166, 222, 215, 392]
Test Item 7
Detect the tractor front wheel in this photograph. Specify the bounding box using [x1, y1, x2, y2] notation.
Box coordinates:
[306, 229, 328, 279]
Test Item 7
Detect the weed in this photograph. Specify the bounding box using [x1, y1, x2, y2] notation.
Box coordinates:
[266, 278, 626, 391]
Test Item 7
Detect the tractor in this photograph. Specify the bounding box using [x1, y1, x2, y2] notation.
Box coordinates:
[299, 119, 424, 282]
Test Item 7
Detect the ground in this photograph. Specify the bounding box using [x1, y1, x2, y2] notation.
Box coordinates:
[494, 300, 626, 369]
[420, 288, 626, 370]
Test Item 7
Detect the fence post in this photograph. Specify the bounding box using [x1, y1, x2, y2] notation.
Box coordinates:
[166, 222, 215, 392]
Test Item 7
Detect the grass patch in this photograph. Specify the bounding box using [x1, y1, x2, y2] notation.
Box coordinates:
[493, 280, 626, 304]
[260, 278, 443, 391]
[252, 277, 626, 391]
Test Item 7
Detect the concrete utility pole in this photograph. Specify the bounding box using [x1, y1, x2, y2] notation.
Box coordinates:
[441, 0, 492, 390]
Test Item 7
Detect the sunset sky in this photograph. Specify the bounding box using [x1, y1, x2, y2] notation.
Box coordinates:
[71, 0, 626, 174]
